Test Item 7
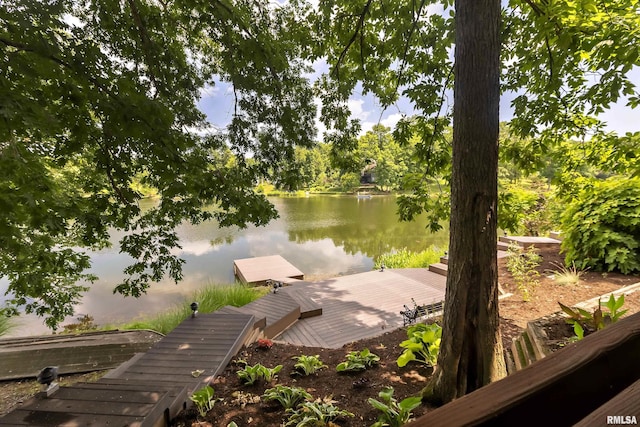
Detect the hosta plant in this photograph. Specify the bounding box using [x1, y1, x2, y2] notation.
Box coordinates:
[336, 348, 380, 373]
[262, 385, 312, 410]
[397, 322, 442, 367]
[236, 362, 282, 385]
[285, 401, 354, 426]
[368, 386, 422, 427]
[189, 385, 217, 418]
[292, 354, 327, 376]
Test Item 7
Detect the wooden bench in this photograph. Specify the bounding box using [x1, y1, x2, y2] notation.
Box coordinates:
[400, 300, 444, 326]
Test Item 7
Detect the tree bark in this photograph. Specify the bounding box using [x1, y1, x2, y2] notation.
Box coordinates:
[422, 0, 506, 404]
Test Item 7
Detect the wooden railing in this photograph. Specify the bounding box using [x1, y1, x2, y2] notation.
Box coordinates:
[412, 311, 640, 426]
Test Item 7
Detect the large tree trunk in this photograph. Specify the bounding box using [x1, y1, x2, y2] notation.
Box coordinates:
[422, 0, 506, 404]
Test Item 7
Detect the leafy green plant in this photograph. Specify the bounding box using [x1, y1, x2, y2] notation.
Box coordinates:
[260, 364, 283, 382]
[603, 293, 628, 322]
[561, 177, 640, 274]
[189, 385, 217, 418]
[263, 385, 312, 409]
[506, 243, 541, 301]
[292, 355, 327, 376]
[368, 386, 422, 427]
[559, 293, 628, 340]
[397, 322, 442, 367]
[285, 401, 354, 426]
[336, 348, 380, 373]
[236, 362, 283, 385]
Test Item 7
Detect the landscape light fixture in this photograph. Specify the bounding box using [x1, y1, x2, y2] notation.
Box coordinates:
[273, 281, 282, 294]
[190, 301, 199, 318]
[380, 263, 385, 272]
[37, 366, 59, 396]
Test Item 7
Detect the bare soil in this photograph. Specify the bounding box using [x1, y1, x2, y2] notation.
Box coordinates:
[2, 246, 639, 425]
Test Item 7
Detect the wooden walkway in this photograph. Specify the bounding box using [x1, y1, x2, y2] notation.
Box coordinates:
[275, 268, 446, 348]
[233, 255, 304, 285]
[0, 312, 257, 426]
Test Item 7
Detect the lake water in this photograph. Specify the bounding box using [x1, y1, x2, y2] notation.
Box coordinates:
[1, 195, 448, 336]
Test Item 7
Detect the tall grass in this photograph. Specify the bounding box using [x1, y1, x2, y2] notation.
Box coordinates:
[0, 314, 13, 338]
[374, 246, 446, 269]
[117, 284, 268, 335]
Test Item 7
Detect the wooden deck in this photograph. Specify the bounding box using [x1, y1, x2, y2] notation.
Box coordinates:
[233, 255, 304, 285]
[0, 312, 257, 426]
[274, 268, 446, 348]
[0, 330, 164, 380]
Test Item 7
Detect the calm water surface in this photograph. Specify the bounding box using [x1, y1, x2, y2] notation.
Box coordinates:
[2, 195, 447, 336]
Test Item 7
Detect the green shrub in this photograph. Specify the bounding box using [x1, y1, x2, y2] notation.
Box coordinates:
[561, 177, 640, 274]
[374, 246, 445, 269]
[498, 176, 556, 235]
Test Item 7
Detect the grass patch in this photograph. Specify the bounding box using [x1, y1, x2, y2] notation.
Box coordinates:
[116, 284, 269, 335]
[0, 314, 13, 338]
[374, 246, 446, 269]
[550, 261, 586, 285]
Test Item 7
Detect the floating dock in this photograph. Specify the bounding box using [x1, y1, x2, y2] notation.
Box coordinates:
[233, 255, 304, 285]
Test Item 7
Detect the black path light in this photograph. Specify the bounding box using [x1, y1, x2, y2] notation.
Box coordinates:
[273, 280, 282, 294]
[37, 366, 59, 396]
[190, 301, 199, 318]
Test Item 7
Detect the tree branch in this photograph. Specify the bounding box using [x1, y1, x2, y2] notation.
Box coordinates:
[331, 0, 373, 81]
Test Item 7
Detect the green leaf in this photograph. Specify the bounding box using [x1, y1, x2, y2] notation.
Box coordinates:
[397, 350, 416, 367]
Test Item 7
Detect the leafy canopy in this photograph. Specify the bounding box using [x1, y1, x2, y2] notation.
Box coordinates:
[0, 0, 316, 328]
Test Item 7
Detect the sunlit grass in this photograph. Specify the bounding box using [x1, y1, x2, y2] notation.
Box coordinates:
[550, 261, 586, 285]
[115, 283, 269, 335]
[374, 246, 446, 269]
[0, 314, 14, 337]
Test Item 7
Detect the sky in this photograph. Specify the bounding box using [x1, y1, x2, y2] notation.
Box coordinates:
[198, 65, 640, 140]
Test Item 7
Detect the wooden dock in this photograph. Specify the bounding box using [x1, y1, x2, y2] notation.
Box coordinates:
[233, 255, 304, 285]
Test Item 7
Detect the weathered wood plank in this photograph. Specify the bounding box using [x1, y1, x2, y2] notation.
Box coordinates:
[411, 311, 640, 427]
[0, 330, 163, 380]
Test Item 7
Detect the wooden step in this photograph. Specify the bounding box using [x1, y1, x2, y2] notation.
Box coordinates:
[439, 255, 449, 265]
[499, 235, 561, 250]
[280, 287, 322, 319]
[231, 292, 301, 339]
[428, 262, 448, 276]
